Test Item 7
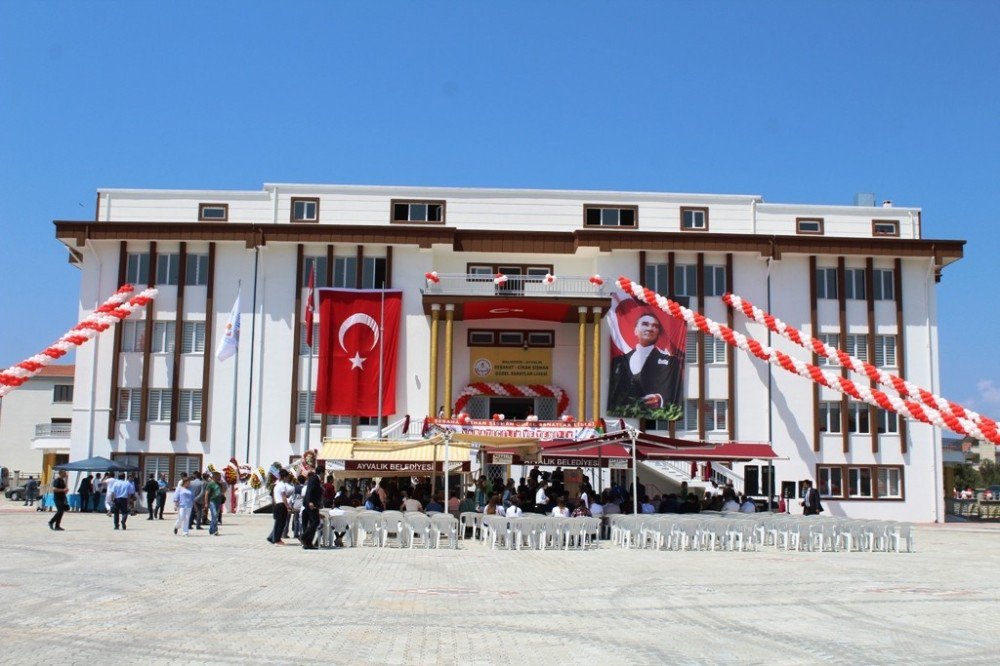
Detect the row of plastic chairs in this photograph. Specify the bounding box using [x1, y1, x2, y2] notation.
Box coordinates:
[321, 509, 460, 549]
[755, 515, 914, 553]
[480, 515, 602, 551]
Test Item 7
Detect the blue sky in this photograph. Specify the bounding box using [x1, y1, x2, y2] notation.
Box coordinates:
[1, 2, 998, 415]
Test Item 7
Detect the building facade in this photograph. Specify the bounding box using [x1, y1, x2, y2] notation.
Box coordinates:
[54, 184, 964, 521]
[0, 365, 75, 483]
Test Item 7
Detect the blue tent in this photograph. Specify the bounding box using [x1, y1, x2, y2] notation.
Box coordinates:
[53, 456, 139, 472]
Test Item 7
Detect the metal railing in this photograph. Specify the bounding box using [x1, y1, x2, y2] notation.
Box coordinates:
[422, 274, 606, 298]
[34, 423, 71, 438]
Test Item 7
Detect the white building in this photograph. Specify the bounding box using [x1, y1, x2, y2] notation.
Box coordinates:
[54, 184, 963, 521]
[0, 365, 75, 483]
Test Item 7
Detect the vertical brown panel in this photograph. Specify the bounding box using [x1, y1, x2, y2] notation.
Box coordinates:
[355, 244, 363, 287]
[667, 252, 677, 439]
[385, 245, 393, 289]
[169, 243, 187, 441]
[289, 245, 304, 444]
[810, 256, 820, 452]
[866, 258, 877, 454]
[696, 253, 706, 440]
[837, 257, 849, 454]
[107, 241, 128, 440]
[726, 253, 735, 440]
[200, 243, 216, 443]
[321, 244, 333, 440]
[638, 250, 646, 286]
[895, 258, 907, 453]
[139, 242, 157, 442]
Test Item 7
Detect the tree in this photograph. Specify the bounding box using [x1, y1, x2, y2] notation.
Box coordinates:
[978, 460, 1000, 486]
[953, 463, 980, 491]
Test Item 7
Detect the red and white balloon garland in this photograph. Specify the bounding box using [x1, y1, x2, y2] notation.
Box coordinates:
[724, 292, 1000, 444]
[0, 284, 157, 398]
[617, 276, 997, 444]
[453, 383, 570, 416]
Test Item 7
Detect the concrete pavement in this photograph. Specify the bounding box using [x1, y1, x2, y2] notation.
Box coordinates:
[1, 508, 998, 664]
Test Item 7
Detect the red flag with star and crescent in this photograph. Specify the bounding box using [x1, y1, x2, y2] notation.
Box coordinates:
[315, 289, 402, 416]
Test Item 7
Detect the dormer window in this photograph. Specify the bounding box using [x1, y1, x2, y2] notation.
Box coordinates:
[291, 198, 319, 223]
[583, 205, 637, 228]
[872, 220, 899, 237]
[796, 217, 824, 235]
[198, 203, 228, 221]
[680, 207, 709, 231]
[392, 199, 445, 223]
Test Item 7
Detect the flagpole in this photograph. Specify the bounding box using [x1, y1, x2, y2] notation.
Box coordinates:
[229, 280, 241, 461]
[377, 282, 385, 439]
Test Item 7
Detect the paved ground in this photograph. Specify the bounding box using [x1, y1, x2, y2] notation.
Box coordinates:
[1, 506, 998, 665]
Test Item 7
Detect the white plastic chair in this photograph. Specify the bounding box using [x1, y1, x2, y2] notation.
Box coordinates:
[459, 511, 482, 540]
[887, 522, 914, 553]
[402, 514, 433, 548]
[355, 512, 383, 547]
[380, 511, 406, 548]
[327, 514, 356, 547]
[431, 514, 459, 549]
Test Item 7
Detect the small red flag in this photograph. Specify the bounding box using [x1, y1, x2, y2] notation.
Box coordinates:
[304, 263, 316, 348]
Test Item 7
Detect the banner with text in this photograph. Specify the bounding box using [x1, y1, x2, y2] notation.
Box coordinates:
[469, 346, 552, 384]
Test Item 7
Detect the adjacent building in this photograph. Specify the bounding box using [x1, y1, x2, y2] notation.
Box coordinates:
[53, 184, 964, 521]
[0, 365, 75, 483]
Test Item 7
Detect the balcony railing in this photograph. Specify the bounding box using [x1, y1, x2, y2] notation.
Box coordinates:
[422, 273, 606, 298]
[34, 423, 72, 438]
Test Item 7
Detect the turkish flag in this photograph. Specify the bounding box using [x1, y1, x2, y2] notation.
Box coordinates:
[315, 289, 402, 417]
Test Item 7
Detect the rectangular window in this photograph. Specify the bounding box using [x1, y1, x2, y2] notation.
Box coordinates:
[877, 467, 902, 498]
[872, 220, 899, 237]
[845, 334, 868, 362]
[844, 268, 866, 300]
[498, 331, 524, 347]
[173, 455, 202, 486]
[877, 408, 899, 434]
[815, 267, 838, 300]
[150, 321, 176, 354]
[291, 198, 319, 222]
[680, 207, 708, 231]
[198, 203, 228, 221]
[674, 264, 697, 297]
[816, 334, 839, 366]
[819, 401, 841, 433]
[527, 331, 554, 347]
[299, 322, 320, 356]
[703, 265, 726, 297]
[144, 455, 171, 480]
[302, 256, 328, 288]
[297, 391, 321, 424]
[704, 400, 728, 432]
[185, 254, 209, 286]
[847, 401, 870, 434]
[685, 330, 697, 364]
[361, 256, 387, 289]
[53, 384, 74, 403]
[125, 253, 150, 286]
[796, 217, 824, 235]
[874, 335, 896, 367]
[147, 389, 172, 422]
[583, 205, 637, 228]
[468, 330, 495, 346]
[333, 256, 357, 288]
[392, 200, 445, 223]
[818, 466, 844, 498]
[744, 466, 760, 496]
[181, 322, 206, 354]
[848, 466, 873, 498]
[872, 269, 895, 300]
[645, 263, 668, 295]
[117, 388, 142, 421]
[121, 321, 145, 353]
[178, 389, 202, 423]
[680, 399, 699, 432]
[155, 253, 180, 286]
[705, 335, 726, 364]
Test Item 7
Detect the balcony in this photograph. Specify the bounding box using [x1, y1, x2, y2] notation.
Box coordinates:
[31, 423, 71, 451]
[421, 273, 610, 322]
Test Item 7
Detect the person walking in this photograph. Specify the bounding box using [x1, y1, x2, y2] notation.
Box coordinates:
[48, 471, 69, 531]
[188, 472, 205, 530]
[300, 471, 323, 550]
[268, 469, 293, 545]
[155, 473, 168, 519]
[108, 473, 135, 530]
[173, 477, 195, 536]
[204, 472, 224, 536]
[144, 474, 159, 520]
[801, 479, 824, 516]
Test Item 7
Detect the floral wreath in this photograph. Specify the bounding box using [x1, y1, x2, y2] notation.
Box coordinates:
[453, 382, 570, 416]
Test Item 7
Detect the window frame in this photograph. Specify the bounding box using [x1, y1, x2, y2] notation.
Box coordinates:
[815, 267, 838, 300]
[185, 254, 210, 286]
[147, 388, 172, 423]
[181, 321, 207, 354]
[703, 265, 727, 297]
[674, 264, 698, 297]
[290, 197, 320, 223]
[846, 400, 870, 434]
[796, 217, 825, 235]
[872, 219, 900, 237]
[816, 333, 840, 366]
[53, 384, 74, 403]
[582, 204, 639, 229]
[872, 269, 895, 301]
[177, 389, 203, 423]
[198, 203, 229, 222]
[117, 388, 142, 421]
[874, 334, 896, 368]
[818, 400, 842, 433]
[680, 206, 709, 232]
[125, 253, 150, 286]
[844, 268, 866, 300]
[391, 199, 446, 224]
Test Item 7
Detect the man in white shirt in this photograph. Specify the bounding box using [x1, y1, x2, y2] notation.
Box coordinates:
[535, 481, 549, 513]
[400, 491, 423, 513]
[267, 469, 293, 545]
[739, 495, 757, 513]
[107, 473, 135, 530]
[589, 500, 604, 517]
